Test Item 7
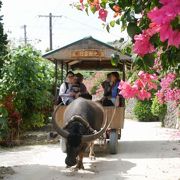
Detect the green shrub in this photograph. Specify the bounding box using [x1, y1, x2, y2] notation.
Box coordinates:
[151, 96, 167, 127]
[134, 100, 158, 122]
[0, 46, 54, 144]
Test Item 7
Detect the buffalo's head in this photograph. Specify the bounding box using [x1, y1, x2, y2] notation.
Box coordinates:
[63, 116, 93, 166]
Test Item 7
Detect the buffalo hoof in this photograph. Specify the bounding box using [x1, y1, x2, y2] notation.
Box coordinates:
[75, 162, 84, 170]
[89, 155, 96, 160]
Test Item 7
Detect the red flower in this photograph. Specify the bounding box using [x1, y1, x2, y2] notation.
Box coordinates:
[113, 5, 121, 12]
[98, 9, 108, 22]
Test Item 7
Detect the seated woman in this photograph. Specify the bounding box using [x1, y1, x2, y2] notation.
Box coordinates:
[110, 72, 125, 107]
[110, 72, 121, 107]
[59, 71, 76, 105]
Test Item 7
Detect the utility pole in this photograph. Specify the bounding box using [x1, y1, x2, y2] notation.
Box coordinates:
[39, 13, 62, 50]
[23, 25, 27, 45]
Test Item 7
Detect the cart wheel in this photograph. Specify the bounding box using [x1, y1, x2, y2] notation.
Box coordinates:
[60, 137, 66, 153]
[109, 129, 118, 154]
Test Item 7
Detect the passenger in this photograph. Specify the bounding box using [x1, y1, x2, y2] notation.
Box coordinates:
[75, 73, 87, 94]
[110, 72, 121, 106]
[99, 73, 113, 106]
[59, 71, 76, 105]
[70, 74, 81, 95]
[75, 73, 92, 100]
[101, 73, 112, 97]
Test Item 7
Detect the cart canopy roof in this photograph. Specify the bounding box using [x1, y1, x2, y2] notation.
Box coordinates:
[43, 36, 132, 70]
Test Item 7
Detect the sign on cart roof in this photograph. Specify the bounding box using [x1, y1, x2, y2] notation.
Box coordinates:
[43, 36, 132, 70]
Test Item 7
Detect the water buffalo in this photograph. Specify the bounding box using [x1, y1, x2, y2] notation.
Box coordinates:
[53, 97, 108, 169]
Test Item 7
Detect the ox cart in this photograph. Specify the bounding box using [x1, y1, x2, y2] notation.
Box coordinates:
[43, 37, 132, 154]
[53, 105, 125, 154]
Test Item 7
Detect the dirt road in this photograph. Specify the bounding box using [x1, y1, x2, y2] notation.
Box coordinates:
[0, 120, 180, 180]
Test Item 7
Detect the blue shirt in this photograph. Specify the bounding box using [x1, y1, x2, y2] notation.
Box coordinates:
[111, 81, 120, 98]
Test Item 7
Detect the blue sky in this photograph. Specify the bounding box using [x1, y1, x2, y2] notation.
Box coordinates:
[2, 0, 128, 52]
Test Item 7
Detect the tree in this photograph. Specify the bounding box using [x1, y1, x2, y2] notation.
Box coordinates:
[0, 1, 8, 75]
[75, 0, 180, 105]
[0, 46, 54, 145]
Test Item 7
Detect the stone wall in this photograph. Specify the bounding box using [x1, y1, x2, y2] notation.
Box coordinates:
[125, 98, 137, 119]
[164, 102, 180, 129]
[125, 99, 180, 130]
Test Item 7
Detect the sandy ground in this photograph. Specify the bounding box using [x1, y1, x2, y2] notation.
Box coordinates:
[0, 119, 180, 180]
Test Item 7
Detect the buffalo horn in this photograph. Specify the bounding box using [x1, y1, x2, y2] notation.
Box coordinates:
[52, 104, 69, 138]
[81, 111, 108, 142]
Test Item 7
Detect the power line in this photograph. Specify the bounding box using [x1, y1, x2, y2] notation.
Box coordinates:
[39, 13, 62, 50]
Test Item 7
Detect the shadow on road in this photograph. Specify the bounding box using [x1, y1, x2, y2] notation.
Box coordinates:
[4, 157, 136, 180]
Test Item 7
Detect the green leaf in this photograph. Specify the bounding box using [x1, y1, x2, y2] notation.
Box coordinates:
[143, 53, 155, 67]
[125, 10, 136, 23]
[109, 3, 116, 10]
[90, 6, 97, 14]
[100, 2, 106, 9]
[111, 54, 119, 66]
[121, 15, 127, 32]
[134, 0, 143, 14]
[106, 24, 110, 33]
[127, 22, 141, 39]
[85, 7, 89, 15]
[110, 20, 115, 27]
[118, 0, 132, 9]
[0, 107, 8, 118]
[171, 16, 180, 30]
[133, 57, 145, 70]
[116, 18, 121, 25]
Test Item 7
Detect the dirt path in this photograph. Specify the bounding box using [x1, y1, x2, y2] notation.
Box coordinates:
[0, 120, 180, 180]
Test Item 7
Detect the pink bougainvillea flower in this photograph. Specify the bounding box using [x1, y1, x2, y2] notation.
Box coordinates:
[153, 57, 162, 72]
[167, 28, 180, 48]
[119, 81, 137, 99]
[133, 32, 155, 57]
[137, 89, 151, 100]
[135, 79, 145, 89]
[160, 73, 176, 89]
[164, 88, 180, 102]
[156, 90, 165, 104]
[146, 23, 160, 36]
[148, 1, 180, 48]
[138, 71, 158, 81]
[159, 24, 180, 48]
[147, 81, 158, 90]
[159, 0, 170, 5]
[156, 72, 180, 104]
[173, 89, 180, 101]
[119, 72, 158, 100]
[98, 9, 108, 22]
[148, 7, 177, 25]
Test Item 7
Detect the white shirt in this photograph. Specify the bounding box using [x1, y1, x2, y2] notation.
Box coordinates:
[59, 82, 74, 105]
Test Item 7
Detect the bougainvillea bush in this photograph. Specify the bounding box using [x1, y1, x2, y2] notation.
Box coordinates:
[76, 0, 180, 106]
[0, 46, 54, 145]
